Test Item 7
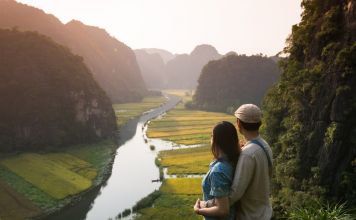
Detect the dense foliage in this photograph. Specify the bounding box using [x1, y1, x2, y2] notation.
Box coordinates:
[262, 0, 356, 216]
[0, 29, 117, 151]
[0, 0, 147, 103]
[191, 54, 280, 112]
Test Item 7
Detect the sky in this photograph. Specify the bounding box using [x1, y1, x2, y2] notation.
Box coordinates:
[17, 0, 302, 55]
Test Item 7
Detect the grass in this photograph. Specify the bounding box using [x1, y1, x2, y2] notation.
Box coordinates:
[113, 96, 167, 126]
[0, 153, 93, 199]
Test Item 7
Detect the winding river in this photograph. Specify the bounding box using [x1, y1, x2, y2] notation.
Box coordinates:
[45, 94, 181, 220]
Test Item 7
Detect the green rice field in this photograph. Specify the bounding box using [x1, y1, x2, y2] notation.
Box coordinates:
[0, 139, 116, 219]
[1, 153, 94, 199]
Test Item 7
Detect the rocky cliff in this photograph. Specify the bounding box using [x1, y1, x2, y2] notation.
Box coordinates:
[0, 0, 147, 103]
[0, 29, 117, 151]
[263, 0, 356, 212]
[192, 54, 280, 112]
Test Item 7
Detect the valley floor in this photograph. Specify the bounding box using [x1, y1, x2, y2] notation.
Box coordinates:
[0, 95, 167, 220]
[134, 91, 236, 220]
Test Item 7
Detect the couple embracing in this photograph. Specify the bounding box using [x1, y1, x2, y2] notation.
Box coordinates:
[193, 104, 273, 220]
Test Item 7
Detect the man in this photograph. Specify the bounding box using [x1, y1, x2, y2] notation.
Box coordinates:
[201, 104, 273, 220]
[231, 104, 273, 219]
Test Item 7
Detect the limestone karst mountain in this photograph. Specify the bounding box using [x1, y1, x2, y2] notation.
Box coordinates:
[0, 0, 147, 103]
[0, 29, 117, 151]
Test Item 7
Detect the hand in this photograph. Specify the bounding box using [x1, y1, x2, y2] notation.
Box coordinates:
[193, 198, 201, 214]
[199, 200, 208, 208]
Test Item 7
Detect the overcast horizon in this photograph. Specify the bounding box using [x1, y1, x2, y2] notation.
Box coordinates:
[16, 0, 302, 55]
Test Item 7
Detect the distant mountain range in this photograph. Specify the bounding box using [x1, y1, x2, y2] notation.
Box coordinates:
[0, 0, 147, 103]
[135, 45, 222, 89]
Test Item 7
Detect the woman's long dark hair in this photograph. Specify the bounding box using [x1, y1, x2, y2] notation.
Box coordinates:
[211, 121, 241, 168]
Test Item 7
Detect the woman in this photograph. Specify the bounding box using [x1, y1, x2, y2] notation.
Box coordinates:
[194, 121, 241, 220]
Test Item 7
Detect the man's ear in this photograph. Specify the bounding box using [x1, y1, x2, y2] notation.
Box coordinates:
[236, 118, 241, 128]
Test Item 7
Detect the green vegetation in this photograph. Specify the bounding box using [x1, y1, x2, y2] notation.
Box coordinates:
[262, 0, 356, 218]
[288, 201, 355, 220]
[0, 29, 116, 152]
[134, 91, 233, 219]
[0, 139, 116, 220]
[190, 54, 280, 113]
[0, 180, 42, 220]
[1, 153, 92, 199]
[113, 96, 167, 126]
[0, 165, 58, 210]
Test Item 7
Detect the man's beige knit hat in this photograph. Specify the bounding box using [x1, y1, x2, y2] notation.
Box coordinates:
[234, 104, 262, 123]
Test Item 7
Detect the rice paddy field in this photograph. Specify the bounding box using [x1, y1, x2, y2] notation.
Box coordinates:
[135, 178, 202, 220]
[159, 145, 211, 175]
[0, 95, 168, 220]
[135, 90, 238, 220]
[113, 95, 167, 126]
[0, 140, 117, 220]
[147, 104, 236, 145]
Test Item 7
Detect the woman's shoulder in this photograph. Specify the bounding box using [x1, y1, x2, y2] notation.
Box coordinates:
[211, 159, 233, 174]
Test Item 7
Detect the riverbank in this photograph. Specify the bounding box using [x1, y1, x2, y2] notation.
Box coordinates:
[133, 91, 236, 220]
[0, 95, 167, 220]
[39, 94, 180, 220]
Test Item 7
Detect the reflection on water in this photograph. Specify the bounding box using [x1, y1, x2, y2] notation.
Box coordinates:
[44, 95, 181, 220]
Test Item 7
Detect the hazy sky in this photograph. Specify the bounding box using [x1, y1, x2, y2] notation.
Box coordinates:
[17, 0, 302, 55]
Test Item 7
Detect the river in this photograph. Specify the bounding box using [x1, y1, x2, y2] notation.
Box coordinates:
[45, 94, 181, 220]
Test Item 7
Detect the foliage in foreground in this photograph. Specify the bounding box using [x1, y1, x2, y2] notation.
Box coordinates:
[262, 0, 356, 217]
[288, 201, 355, 220]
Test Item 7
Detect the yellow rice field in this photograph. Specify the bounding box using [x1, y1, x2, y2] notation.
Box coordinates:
[160, 178, 202, 195]
[159, 146, 211, 175]
[0, 153, 94, 199]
